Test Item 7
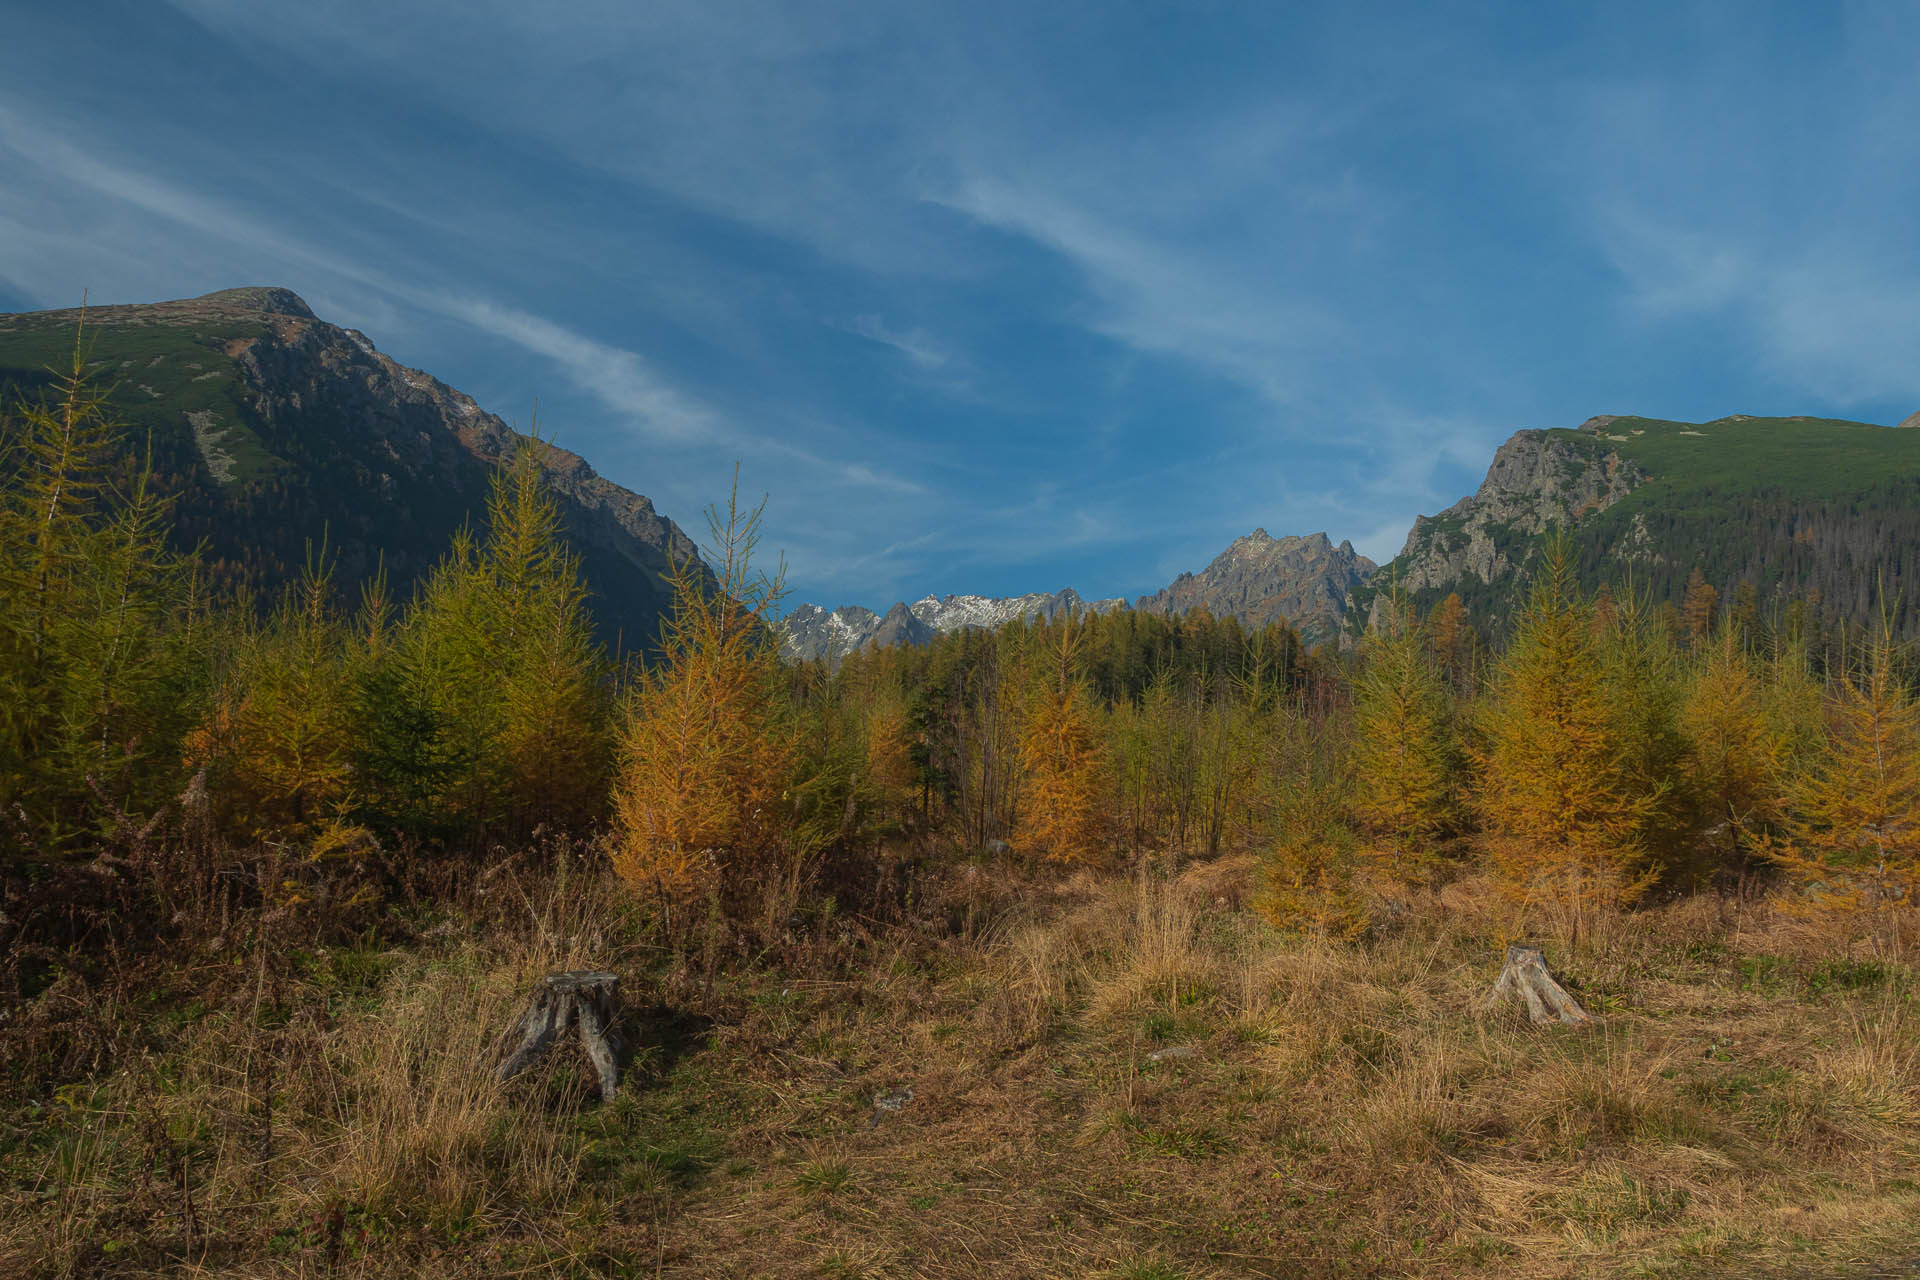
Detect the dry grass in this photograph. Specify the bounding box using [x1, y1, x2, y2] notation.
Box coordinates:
[5, 858, 1920, 1277]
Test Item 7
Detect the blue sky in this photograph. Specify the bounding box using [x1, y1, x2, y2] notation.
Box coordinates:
[4, 1, 1918, 611]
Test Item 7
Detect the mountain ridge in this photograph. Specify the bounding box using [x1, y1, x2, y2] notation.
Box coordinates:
[780, 587, 1127, 664]
[786, 409, 1920, 660]
[0, 287, 708, 652]
[12, 288, 1917, 657]
[1352, 410, 1920, 639]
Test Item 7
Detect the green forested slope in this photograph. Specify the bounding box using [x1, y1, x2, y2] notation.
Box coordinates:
[1356, 414, 1920, 644]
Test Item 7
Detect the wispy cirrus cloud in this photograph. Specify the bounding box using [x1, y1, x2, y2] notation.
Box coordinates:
[11, 1, 1920, 611]
[1596, 205, 1920, 409]
[844, 314, 952, 371]
[431, 295, 728, 443]
[939, 174, 1343, 412]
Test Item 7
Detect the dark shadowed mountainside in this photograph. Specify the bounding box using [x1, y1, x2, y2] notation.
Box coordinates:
[0, 288, 706, 653]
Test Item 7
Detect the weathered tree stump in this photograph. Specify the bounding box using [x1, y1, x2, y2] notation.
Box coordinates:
[1481, 945, 1595, 1027]
[495, 971, 623, 1101]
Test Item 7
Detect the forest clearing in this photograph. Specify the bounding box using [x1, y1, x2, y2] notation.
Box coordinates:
[5, 344, 1920, 1278]
[5, 851, 1917, 1278]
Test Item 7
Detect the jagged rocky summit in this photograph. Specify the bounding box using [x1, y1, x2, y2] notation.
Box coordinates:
[1379, 427, 1643, 605]
[0, 287, 707, 652]
[1135, 529, 1375, 645]
[780, 532, 1377, 664]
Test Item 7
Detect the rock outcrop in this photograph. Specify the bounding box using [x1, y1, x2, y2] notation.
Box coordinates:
[1381, 430, 1643, 603]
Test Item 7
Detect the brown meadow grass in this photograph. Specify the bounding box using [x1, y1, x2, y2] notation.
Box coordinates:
[4, 853, 1919, 1278]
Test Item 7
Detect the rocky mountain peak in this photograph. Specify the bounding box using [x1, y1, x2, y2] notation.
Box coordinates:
[1137, 528, 1374, 644]
[1366, 421, 1648, 630]
[191, 286, 317, 319]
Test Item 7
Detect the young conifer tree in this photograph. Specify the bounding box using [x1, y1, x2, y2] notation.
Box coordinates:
[1256, 701, 1368, 937]
[480, 437, 609, 832]
[1599, 587, 1689, 877]
[1679, 624, 1790, 881]
[352, 571, 467, 842]
[0, 325, 202, 852]
[612, 474, 796, 910]
[187, 555, 364, 849]
[1106, 691, 1152, 855]
[1681, 568, 1720, 649]
[395, 431, 609, 839]
[1350, 587, 1460, 876]
[1427, 591, 1480, 693]
[954, 626, 1026, 848]
[862, 676, 919, 819]
[1475, 535, 1655, 907]
[1016, 615, 1109, 864]
[1765, 623, 1920, 908]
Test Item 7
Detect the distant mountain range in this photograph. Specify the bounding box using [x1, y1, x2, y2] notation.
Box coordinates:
[7, 289, 1917, 661]
[780, 588, 1127, 664]
[781, 532, 1371, 663]
[0, 288, 705, 653]
[785, 411, 1920, 660]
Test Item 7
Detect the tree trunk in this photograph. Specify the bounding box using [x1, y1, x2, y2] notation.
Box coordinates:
[1481, 944, 1595, 1027]
[495, 970, 623, 1101]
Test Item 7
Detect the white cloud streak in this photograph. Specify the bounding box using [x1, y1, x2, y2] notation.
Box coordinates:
[846, 314, 951, 370]
[430, 295, 726, 443]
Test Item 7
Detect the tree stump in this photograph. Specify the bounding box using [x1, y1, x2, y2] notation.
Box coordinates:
[495, 971, 623, 1101]
[1481, 945, 1595, 1027]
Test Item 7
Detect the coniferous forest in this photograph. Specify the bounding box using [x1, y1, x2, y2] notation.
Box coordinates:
[5, 338, 1920, 1277]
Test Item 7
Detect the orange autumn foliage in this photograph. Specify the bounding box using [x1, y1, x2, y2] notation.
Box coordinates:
[1016, 622, 1110, 864]
[1765, 628, 1920, 909]
[1474, 539, 1656, 907]
[611, 479, 795, 906]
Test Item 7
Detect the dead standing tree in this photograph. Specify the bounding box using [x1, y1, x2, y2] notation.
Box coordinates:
[1481, 944, 1596, 1027]
[495, 971, 623, 1102]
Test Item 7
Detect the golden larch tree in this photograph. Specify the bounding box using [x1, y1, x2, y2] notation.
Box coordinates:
[1766, 628, 1920, 909]
[612, 475, 796, 909]
[481, 438, 610, 832]
[185, 560, 364, 848]
[1682, 568, 1719, 648]
[863, 693, 918, 814]
[1016, 618, 1109, 863]
[1427, 590, 1478, 693]
[1679, 627, 1790, 881]
[1475, 537, 1655, 907]
[1350, 590, 1460, 876]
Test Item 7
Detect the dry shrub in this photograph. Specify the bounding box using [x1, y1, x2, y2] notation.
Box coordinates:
[1175, 850, 1257, 911]
[1340, 1033, 1481, 1165]
[1084, 874, 1221, 1020]
[1804, 995, 1920, 1137]
[304, 955, 585, 1224]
